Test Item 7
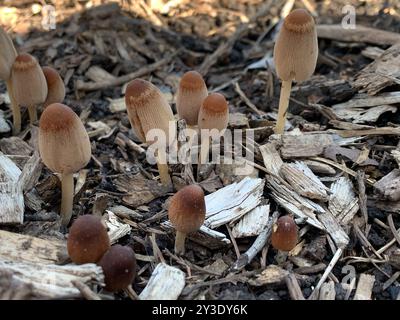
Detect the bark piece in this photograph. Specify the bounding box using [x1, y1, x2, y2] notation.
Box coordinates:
[374, 169, 400, 202]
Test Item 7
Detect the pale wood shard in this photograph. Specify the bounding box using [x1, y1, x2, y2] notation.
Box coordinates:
[317, 24, 400, 46]
[107, 97, 126, 113]
[303, 160, 336, 176]
[329, 177, 359, 225]
[231, 211, 279, 272]
[259, 142, 283, 175]
[353, 43, 400, 95]
[374, 169, 400, 202]
[317, 212, 349, 249]
[0, 268, 34, 299]
[280, 162, 329, 201]
[161, 221, 231, 249]
[249, 265, 310, 287]
[108, 205, 144, 220]
[333, 92, 400, 109]
[333, 105, 397, 124]
[361, 46, 385, 60]
[0, 153, 24, 224]
[0, 230, 68, 265]
[105, 211, 132, 244]
[333, 127, 400, 138]
[354, 274, 375, 300]
[139, 263, 185, 300]
[232, 203, 270, 238]
[319, 280, 336, 300]
[267, 175, 325, 230]
[279, 133, 334, 159]
[0, 260, 104, 299]
[204, 177, 265, 228]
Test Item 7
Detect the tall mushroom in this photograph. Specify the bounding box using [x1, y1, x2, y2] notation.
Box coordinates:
[273, 9, 318, 134]
[125, 78, 175, 187]
[10, 53, 48, 125]
[176, 70, 208, 126]
[42, 66, 65, 107]
[39, 103, 91, 227]
[168, 185, 206, 255]
[0, 27, 18, 133]
[197, 92, 229, 167]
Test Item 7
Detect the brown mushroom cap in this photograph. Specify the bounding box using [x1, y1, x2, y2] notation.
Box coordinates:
[0, 26, 17, 80]
[176, 71, 208, 126]
[198, 93, 229, 131]
[10, 53, 48, 106]
[67, 215, 110, 264]
[38, 103, 91, 174]
[98, 245, 137, 292]
[273, 9, 318, 82]
[125, 78, 175, 143]
[271, 215, 298, 251]
[42, 66, 65, 107]
[168, 185, 206, 234]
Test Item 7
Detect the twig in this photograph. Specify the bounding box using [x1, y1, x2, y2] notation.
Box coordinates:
[230, 211, 279, 272]
[150, 233, 166, 264]
[76, 52, 178, 91]
[308, 248, 343, 300]
[357, 171, 368, 229]
[226, 225, 240, 259]
[234, 82, 266, 117]
[285, 273, 305, 300]
[387, 214, 400, 247]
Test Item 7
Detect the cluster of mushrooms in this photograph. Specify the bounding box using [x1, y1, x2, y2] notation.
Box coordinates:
[0, 8, 316, 293]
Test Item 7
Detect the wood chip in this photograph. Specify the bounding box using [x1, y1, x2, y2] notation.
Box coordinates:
[354, 274, 375, 300]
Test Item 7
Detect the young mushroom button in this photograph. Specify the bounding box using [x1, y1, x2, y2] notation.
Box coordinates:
[168, 185, 206, 255]
[67, 215, 110, 264]
[271, 215, 298, 252]
[42, 66, 66, 107]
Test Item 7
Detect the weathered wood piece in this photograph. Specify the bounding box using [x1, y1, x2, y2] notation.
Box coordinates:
[139, 263, 185, 300]
[329, 177, 359, 225]
[354, 274, 375, 300]
[0, 260, 104, 299]
[353, 43, 400, 95]
[0, 230, 67, 265]
[204, 177, 265, 228]
[105, 211, 132, 244]
[319, 280, 336, 300]
[232, 203, 270, 238]
[374, 169, 400, 202]
[280, 162, 329, 201]
[0, 153, 24, 224]
[317, 24, 400, 46]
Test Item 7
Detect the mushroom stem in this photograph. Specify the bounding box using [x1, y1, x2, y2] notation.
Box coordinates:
[60, 172, 74, 227]
[174, 230, 187, 255]
[27, 105, 37, 124]
[275, 79, 292, 134]
[156, 149, 172, 187]
[197, 135, 210, 179]
[6, 79, 21, 134]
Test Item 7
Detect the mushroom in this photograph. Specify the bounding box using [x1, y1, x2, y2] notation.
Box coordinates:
[168, 185, 206, 255]
[38, 103, 91, 227]
[0, 27, 19, 133]
[42, 66, 65, 107]
[67, 215, 110, 264]
[197, 92, 229, 167]
[273, 9, 318, 134]
[10, 53, 48, 125]
[125, 78, 175, 187]
[176, 70, 208, 126]
[271, 215, 298, 252]
[98, 245, 137, 292]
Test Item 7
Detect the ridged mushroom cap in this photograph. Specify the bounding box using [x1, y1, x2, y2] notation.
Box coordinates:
[38, 103, 91, 174]
[176, 71, 208, 126]
[168, 185, 206, 234]
[198, 93, 229, 131]
[98, 245, 137, 292]
[273, 9, 318, 82]
[67, 215, 110, 264]
[10, 53, 48, 106]
[42, 66, 65, 107]
[271, 215, 298, 251]
[125, 79, 175, 144]
[0, 26, 17, 80]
